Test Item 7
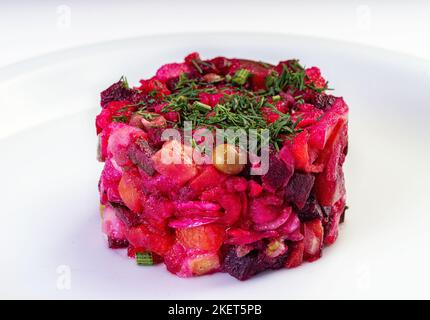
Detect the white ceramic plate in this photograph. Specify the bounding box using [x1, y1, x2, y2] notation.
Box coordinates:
[1, 33, 430, 299]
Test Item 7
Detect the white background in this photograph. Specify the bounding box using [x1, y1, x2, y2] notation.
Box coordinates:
[1, 0, 430, 69]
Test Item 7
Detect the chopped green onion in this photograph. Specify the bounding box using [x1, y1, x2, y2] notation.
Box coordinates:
[176, 73, 189, 89]
[136, 252, 153, 266]
[111, 115, 128, 123]
[231, 69, 250, 86]
[120, 76, 129, 89]
[258, 61, 271, 68]
[191, 59, 203, 74]
[192, 101, 212, 112]
[190, 138, 198, 148]
[141, 113, 156, 121]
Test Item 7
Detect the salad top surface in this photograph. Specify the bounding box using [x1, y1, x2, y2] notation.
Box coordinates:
[97, 52, 338, 151]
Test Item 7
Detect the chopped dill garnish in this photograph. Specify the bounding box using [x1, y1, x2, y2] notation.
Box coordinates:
[112, 115, 128, 123]
[115, 57, 331, 150]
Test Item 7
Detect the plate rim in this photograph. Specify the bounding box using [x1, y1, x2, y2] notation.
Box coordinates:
[1, 31, 430, 83]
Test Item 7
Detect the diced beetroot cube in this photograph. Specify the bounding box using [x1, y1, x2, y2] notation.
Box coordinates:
[262, 154, 294, 192]
[284, 172, 315, 209]
[127, 137, 156, 176]
[114, 205, 142, 228]
[314, 93, 337, 111]
[108, 237, 129, 249]
[222, 243, 288, 281]
[296, 194, 324, 222]
[100, 79, 131, 108]
[142, 119, 169, 149]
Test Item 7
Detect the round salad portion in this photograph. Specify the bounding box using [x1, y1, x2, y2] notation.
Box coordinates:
[96, 52, 348, 280]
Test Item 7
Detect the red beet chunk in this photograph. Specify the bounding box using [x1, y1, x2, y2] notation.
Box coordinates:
[296, 194, 324, 222]
[100, 79, 132, 108]
[208, 56, 232, 75]
[284, 172, 315, 210]
[114, 205, 142, 228]
[315, 93, 336, 111]
[222, 248, 265, 281]
[222, 244, 288, 281]
[108, 237, 129, 249]
[128, 137, 156, 176]
[262, 154, 294, 193]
